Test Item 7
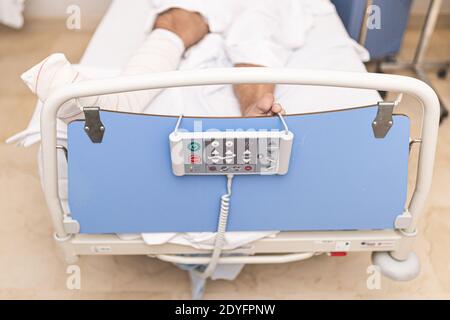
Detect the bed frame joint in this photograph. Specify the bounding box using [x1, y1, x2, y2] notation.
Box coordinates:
[63, 216, 80, 234]
[395, 210, 412, 229]
[83, 107, 105, 143]
[372, 101, 396, 138]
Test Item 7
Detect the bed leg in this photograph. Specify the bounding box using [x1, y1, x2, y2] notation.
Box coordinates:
[54, 232, 79, 264]
[371, 229, 420, 281]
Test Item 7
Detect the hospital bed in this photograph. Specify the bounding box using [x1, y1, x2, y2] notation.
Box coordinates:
[12, 0, 440, 296]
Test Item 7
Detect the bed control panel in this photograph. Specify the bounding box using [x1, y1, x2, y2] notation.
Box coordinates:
[169, 131, 294, 176]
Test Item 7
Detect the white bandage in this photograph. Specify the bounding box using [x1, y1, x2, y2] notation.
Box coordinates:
[21, 53, 87, 119]
[21, 29, 185, 119]
[123, 28, 185, 75]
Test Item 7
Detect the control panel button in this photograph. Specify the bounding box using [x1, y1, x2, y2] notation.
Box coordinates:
[188, 141, 201, 152]
[190, 154, 201, 164]
[171, 131, 293, 176]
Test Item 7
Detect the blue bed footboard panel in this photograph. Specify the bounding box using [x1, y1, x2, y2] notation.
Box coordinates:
[67, 106, 410, 233]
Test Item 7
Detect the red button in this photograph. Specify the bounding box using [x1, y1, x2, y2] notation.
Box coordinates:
[190, 155, 201, 164]
[330, 252, 347, 257]
[244, 165, 252, 171]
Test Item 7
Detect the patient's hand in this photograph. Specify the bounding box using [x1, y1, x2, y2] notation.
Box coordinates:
[154, 8, 209, 49]
[243, 92, 285, 117]
[233, 64, 285, 117]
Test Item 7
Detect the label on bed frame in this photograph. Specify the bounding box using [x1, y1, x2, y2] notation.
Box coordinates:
[169, 131, 294, 176]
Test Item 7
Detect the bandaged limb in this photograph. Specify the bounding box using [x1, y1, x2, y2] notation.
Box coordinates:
[21, 9, 208, 120]
[21, 29, 185, 119]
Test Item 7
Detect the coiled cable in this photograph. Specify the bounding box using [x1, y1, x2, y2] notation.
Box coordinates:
[200, 174, 234, 279]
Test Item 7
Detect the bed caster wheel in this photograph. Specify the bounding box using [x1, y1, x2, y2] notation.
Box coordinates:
[371, 251, 420, 281]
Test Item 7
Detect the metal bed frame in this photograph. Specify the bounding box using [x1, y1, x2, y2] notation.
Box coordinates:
[41, 68, 439, 281]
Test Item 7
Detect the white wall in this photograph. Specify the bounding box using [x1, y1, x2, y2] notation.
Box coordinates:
[24, 0, 112, 18]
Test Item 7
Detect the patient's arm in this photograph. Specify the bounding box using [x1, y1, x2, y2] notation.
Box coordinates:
[233, 64, 285, 117]
[21, 8, 209, 120]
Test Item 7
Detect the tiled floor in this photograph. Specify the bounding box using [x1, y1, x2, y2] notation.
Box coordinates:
[0, 19, 449, 299]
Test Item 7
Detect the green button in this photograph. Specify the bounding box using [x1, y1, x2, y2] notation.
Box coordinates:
[188, 141, 201, 152]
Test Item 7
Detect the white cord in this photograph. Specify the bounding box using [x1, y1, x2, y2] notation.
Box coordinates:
[277, 112, 289, 134]
[200, 174, 234, 279]
[174, 114, 183, 135]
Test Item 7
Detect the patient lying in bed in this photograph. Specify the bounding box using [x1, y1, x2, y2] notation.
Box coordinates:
[12, 0, 381, 293]
[21, 0, 318, 119]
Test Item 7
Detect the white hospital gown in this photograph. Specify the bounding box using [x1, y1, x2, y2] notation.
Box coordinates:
[143, 0, 337, 117]
[150, 0, 314, 67]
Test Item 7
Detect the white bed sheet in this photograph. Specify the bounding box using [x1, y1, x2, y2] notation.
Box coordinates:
[8, 0, 380, 148]
[81, 0, 379, 116]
